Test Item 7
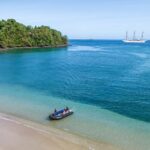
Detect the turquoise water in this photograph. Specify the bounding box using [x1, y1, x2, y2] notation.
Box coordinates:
[0, 40, 150, 150]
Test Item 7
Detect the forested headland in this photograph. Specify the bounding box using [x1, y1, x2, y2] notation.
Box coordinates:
[0, 19, 68, 49]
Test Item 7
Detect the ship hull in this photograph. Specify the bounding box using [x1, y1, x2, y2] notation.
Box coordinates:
[123, 40, 146, 43]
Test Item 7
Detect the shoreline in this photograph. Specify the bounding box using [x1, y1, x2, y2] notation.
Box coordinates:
[0, 44, 68, 52]
[0, 112, 119, 150]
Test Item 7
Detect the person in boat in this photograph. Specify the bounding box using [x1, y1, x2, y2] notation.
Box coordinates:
[65, 106, 69, 111]
[61, 107, 68, 116]
[64, 106, 69, 113]
[54, 109, 57, 113]
[51, 109, 57, 116]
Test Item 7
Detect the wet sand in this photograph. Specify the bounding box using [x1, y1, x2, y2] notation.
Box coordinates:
[0, 113, 119, 150]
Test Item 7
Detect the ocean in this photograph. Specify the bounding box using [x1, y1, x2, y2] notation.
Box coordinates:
[0, 40, 150, 150]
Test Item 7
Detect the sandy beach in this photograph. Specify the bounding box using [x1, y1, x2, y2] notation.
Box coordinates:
[0, 113, 119, 150]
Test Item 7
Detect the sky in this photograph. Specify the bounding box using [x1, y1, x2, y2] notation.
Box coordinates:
[0, 0, 150, 39]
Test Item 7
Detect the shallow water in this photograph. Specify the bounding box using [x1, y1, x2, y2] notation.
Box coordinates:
[0, 40, 150, 150]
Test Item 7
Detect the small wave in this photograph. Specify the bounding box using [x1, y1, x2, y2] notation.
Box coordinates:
[130, 52, 148, 58]
[0, 115, 22, 125]
[63, 128, 69, 131]
[132, 59, 150, 75]
[88, 146, 95, 150]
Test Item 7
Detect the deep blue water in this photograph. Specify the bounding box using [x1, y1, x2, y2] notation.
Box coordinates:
[0, 40, 150, 122]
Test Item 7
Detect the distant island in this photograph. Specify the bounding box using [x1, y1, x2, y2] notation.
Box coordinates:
[0, 19, 68, 50]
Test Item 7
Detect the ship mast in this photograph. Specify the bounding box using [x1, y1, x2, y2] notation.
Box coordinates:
[126, 31, 128, 40]
[141, 32, 144, 40]
[133, 31, 136, 40]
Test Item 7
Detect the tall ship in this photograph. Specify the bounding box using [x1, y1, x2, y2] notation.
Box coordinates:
[123, 32, 146, 43]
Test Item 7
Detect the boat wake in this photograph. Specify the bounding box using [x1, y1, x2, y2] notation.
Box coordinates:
[68, 46, 102, 52]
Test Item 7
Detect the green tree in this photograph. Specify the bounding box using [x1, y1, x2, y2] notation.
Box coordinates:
[0, 19, 68, 49]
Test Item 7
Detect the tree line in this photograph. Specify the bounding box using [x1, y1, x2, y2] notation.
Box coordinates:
[0, 19, 68, 49]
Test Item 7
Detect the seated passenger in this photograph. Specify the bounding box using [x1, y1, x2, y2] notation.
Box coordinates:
[54, 109, 57, 113]
[66, 106, 69, 111]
